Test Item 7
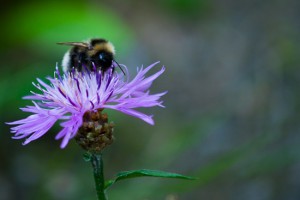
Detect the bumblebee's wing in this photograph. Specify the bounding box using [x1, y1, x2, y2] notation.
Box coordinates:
[57, 42, 90, 48]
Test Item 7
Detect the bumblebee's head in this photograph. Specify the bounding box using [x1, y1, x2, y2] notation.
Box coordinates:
[92, 51, 113, 71]
[99, 51, 113, 64]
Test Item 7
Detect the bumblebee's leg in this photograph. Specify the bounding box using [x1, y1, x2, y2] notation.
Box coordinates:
[112, 65, 115, 74]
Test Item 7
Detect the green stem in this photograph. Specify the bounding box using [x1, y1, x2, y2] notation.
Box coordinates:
[91, 153, 107, 200]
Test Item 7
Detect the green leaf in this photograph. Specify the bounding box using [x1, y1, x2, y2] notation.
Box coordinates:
[105, 169, 196, 189]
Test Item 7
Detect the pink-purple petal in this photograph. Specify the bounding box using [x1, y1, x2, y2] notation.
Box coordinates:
[7, 62, 166, 148]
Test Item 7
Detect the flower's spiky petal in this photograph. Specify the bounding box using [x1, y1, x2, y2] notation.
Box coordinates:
[106, 106, 155, 125]
[7, 62, 166, 148]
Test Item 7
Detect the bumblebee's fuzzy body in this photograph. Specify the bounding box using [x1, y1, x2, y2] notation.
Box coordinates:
[60, 38, 116, 73]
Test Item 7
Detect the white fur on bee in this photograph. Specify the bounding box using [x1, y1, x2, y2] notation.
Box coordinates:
[62, 50, 70, 73]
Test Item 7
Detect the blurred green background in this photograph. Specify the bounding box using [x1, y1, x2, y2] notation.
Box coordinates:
[1, 0, 300, 199]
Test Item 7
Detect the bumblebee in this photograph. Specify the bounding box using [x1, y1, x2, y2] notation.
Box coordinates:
[58, 38, 124, 74]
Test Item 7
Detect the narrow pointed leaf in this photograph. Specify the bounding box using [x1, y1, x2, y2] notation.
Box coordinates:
[105, 169, 196, 189]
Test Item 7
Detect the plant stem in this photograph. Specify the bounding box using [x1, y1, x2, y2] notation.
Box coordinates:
[91, 153, 107, 200]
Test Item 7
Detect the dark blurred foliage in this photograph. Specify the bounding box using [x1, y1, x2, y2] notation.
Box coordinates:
[0, 0, 300, 199]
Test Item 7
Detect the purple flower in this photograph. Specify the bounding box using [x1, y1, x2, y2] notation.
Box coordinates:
[7, 62, 166, 148]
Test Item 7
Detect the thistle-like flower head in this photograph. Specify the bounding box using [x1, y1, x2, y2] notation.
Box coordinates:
[7, 62, 166, 149]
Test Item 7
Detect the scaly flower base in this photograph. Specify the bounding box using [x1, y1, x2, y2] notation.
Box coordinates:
[75, 109, 114, 153]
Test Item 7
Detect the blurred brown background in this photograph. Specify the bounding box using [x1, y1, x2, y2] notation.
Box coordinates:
[0, 0, 300, 199]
